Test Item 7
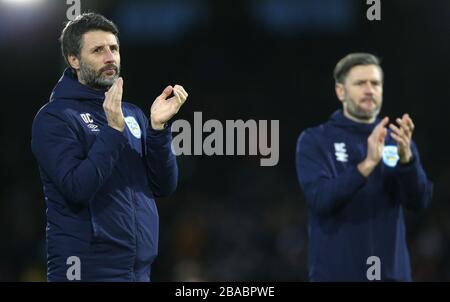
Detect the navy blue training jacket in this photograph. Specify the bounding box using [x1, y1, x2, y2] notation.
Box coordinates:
[31, 68, 178, 281]
[296, 110, 433, 281]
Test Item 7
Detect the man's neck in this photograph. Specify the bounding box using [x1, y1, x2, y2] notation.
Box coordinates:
[75, 71, 87, 86]
[343, 108, 376, 124]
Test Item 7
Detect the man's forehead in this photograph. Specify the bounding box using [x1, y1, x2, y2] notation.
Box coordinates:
[82, 30, 118, 48]
[347, 65, 382, 80]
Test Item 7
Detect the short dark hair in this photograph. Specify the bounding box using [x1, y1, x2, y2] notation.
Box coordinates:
[333, 53, 383, 84]
[59, 12, 119, 66]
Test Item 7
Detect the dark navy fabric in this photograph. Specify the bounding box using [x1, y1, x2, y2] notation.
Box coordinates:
[296, 110, 433, 281]
[31, 68, 178, 281]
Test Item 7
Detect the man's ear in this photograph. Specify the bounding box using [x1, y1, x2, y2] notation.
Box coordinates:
[335, 83, 345, 103]
[68, 54, 80, 70]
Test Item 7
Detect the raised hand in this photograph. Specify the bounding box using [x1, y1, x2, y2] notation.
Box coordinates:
[103, 77, 125, 132]
[389, 113, 414, 164]
[358, 117, 389, 177]
[150, 85, 188, 130]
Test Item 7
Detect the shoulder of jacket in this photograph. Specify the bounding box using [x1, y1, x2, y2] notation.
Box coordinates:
[299, 123, 328, 140]
[33, 99, 81, 126]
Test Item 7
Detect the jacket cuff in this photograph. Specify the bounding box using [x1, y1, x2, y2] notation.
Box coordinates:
[396, 156, 418, 175]
[148, 122, 172, 137]
[99, 125, 128, 149]
[352, 165, 368, 186]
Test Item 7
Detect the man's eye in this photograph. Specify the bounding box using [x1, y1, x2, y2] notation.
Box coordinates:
[94, 48, 102, 53]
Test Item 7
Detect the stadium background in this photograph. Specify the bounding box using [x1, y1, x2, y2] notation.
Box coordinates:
[0, 0, 449, 281]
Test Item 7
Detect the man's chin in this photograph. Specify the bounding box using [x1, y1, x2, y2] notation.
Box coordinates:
[98, 76, 118, 88]
[86, 80, 114, 90]
[356, 109, 379, 121]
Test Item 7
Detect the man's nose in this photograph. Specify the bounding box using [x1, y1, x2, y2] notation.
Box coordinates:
[364, 83, 375, 95]
[104, 48, 115, 63]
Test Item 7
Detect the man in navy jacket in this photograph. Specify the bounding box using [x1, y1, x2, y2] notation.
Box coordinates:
[31, 13, 188, 281]
[296, 53, 433, 281]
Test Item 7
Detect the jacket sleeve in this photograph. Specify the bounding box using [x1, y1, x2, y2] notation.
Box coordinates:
[296, 129, 367, 216]
[394, 141, 433, 211]
[143, 117, 178, 198]
[31, 109, 128, 206]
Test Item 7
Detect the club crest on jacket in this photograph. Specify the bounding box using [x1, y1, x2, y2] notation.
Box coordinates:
[125, 116, 141, 139]
[382, 145, 399, 167]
